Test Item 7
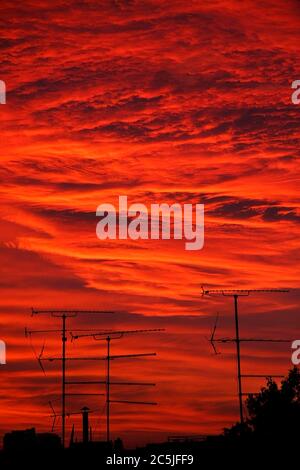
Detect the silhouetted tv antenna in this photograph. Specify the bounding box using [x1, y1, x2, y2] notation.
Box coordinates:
[202, 287, 289, 423]
[49, 401, 57, 432]
[28, 309, 118, 447]
[72, 328, 165, 442]
[209, 314, 292, 355]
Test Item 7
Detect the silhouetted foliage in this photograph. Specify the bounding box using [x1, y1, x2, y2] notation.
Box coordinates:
[224, 367, 300, 445]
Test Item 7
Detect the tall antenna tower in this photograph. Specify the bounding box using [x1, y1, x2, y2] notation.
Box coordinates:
[28, 309, 118, 447]
[201, 287, 289, 423]
[72, 328, 165, 442]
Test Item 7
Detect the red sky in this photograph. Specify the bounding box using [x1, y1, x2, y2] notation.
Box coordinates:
[0, 0, 300, 448]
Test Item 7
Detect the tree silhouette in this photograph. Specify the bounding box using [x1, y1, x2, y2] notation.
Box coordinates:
[224, 367, 300, 445]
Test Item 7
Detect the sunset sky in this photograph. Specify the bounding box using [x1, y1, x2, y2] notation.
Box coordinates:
[0, 0, 300, 447]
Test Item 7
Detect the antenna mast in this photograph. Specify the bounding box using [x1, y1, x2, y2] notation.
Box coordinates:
[202, 287, 289, 423]
[28, 309, 117, 447]
[73, 328, 165, 442]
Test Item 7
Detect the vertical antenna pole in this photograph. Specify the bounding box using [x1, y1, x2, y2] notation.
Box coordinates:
[106, 336, 111, 443]
[71, 328, 164, 441]
[234, 295, 243, 423]
[62, 314, 66, 448]
[29, 309, 119, 446]
[202, 288, 289, 424]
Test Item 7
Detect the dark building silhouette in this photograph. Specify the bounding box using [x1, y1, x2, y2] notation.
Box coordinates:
[3, 428, 61, 452]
